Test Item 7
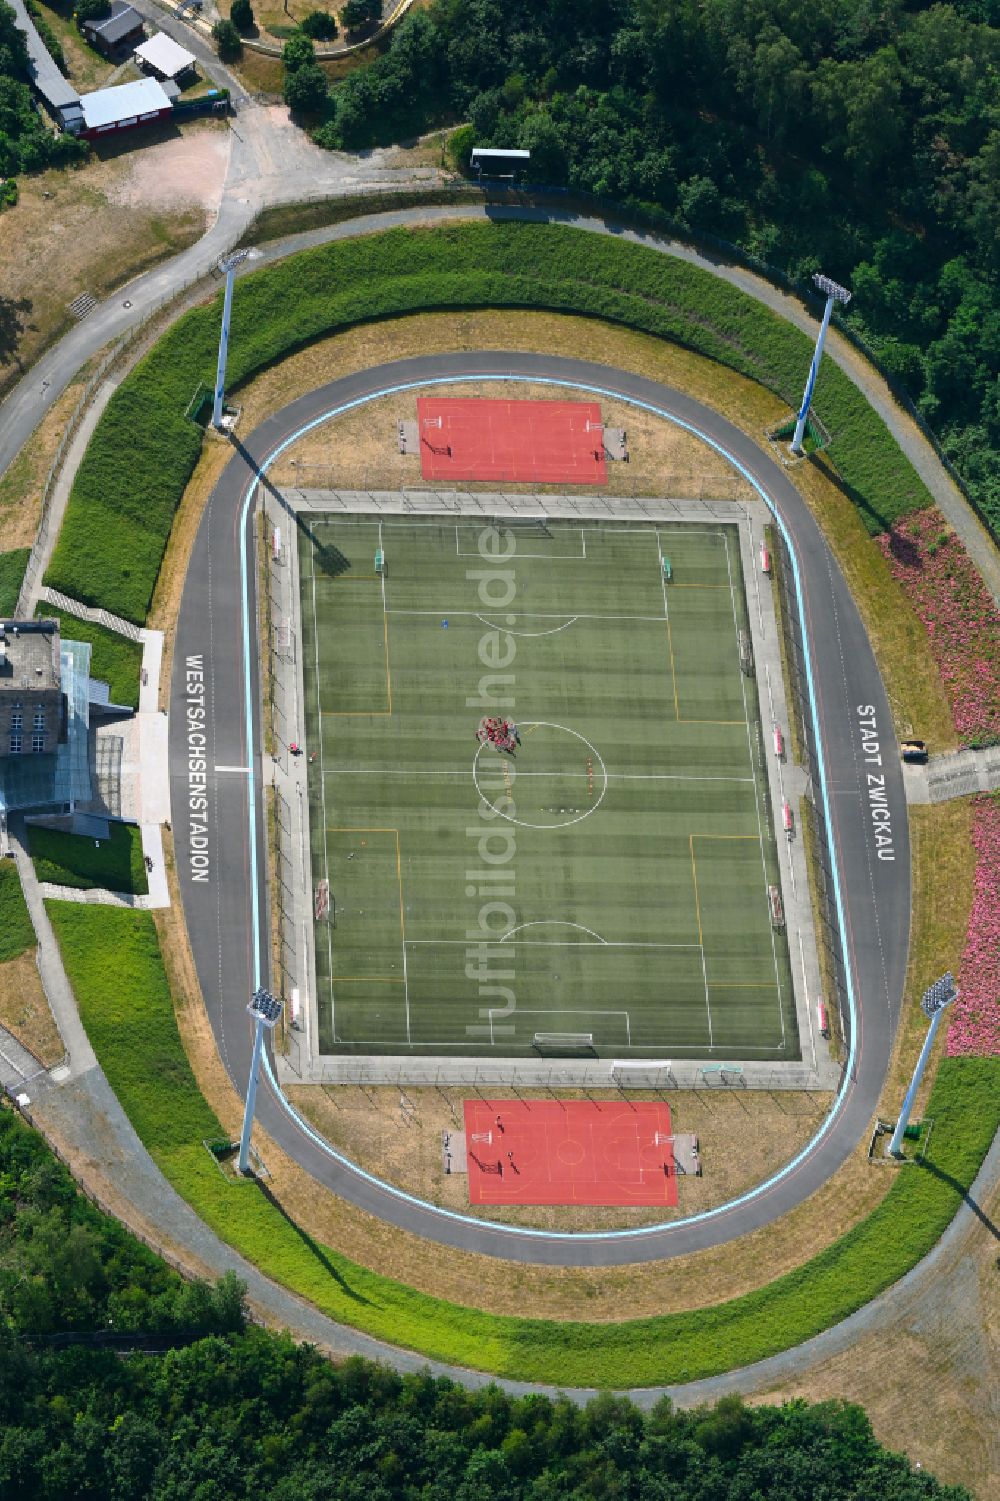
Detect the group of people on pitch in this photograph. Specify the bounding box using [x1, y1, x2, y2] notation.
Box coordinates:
[476, 716, 521, 756]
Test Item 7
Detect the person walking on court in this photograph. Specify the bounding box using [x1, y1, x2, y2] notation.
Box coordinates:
[496, 1115, 504, 1133]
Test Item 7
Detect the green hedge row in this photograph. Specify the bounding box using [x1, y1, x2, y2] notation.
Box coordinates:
[45, 223, 933, 623]
[48, 898, 1000, 1388]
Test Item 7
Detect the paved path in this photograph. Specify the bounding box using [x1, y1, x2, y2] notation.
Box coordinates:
[903, 745, 1000, 804]
[7, 821, 96, 1076]
[12, 1061, 998, 1407]
[169, 350, 910, 1267]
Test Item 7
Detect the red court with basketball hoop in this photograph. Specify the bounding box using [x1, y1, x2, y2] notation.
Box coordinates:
[417, 397, 608, 484]
[463, 1099, 678, 1207]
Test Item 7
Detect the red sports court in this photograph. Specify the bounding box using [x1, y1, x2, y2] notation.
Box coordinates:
[463, 1099, 678, 1208]
[417, 396, 608, 485]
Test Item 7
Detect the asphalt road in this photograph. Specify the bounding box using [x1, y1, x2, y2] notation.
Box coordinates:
[169, 351, 910, 1268]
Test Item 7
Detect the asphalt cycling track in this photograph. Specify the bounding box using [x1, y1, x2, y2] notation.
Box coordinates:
[169, 352, 910, 1268]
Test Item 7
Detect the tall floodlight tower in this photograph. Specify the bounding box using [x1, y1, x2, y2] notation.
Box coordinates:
[238, 987, 284, 1174]
[888, 973, 958, 1158]
[791, 273, 851, 454]
[212, 248, 253, 430]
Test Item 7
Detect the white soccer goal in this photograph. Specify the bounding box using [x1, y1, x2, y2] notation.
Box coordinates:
[532, 1031, 594, 1053]
[610, 1061, 677, 1090]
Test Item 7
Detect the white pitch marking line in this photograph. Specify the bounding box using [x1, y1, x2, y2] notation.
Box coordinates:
[324, 769, 754, 783]
[385, 609, 669, 623]
[309, 527, 336, 1041]
[405, 939, 702, 949]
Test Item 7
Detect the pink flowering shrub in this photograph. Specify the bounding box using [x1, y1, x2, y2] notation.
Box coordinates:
[947, 794, 1000, 1057]
[876, 507, 1000, 746]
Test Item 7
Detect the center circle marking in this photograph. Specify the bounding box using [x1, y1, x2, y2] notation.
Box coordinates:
[557, 1140, 586, 1166]
[473, 722, 608, 829]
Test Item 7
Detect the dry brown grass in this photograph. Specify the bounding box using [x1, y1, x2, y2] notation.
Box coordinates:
[0, 950, 64, 1068]
[0, 379, 85, 551]
[149, 433, 236, 709]
[798, 453, 956, 751]
[0, 148, 207, 396]
[33, 0, 120, 92]
[879, 801, 976, 1125]
[286, 1083, 830, 1231]
[269, 381, 751, 502]
[749, 1172, 1000, 1500]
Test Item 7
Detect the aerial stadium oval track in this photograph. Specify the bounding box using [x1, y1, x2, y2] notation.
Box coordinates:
[168, 352, 910, 1268]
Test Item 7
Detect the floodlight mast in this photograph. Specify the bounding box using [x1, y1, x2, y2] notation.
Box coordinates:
[887, 973, 958, 1157]
[791, 273, 851, 454]
[212, 248, 253, 430]
[237, 987, 283, 1174]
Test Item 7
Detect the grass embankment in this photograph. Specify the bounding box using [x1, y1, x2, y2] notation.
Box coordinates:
[799, 798, 843, 1063]
[0, 863, 35, 963]
[34, 606, 142, 710]
[30, 823, 148, 896]
[0, 549, 30, 615]
[47, 898, 1000, 1386]
[0, 864, 62, 1065]
[45, 222, 934, 624]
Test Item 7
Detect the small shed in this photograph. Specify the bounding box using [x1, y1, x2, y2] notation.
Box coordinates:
[134, 32, 197, 82]
[78, 77, 173, 139]
[81, 2, 145, 58]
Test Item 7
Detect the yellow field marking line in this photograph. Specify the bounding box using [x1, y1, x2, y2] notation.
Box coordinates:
[395, 828, 411, 1043]
[705, 982, 781, 988]
[690, 833, 760, 840]
[688, 835, 704, 948]
[522, 722, 542, 737]
[321, 711, 392, 716]
[502, 761, 513, 798]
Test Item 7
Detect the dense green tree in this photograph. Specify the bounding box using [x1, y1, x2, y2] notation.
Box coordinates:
[211, 16, 242, 59]
[282, 29, 316, 70]
[340, 0, 381, 28]
[311, 0, 1000, 536]
[229, 0, 254, 34]
[284, 59, 329, 113]
[300, 8, 338, 39]
[72, 0, 111, 24]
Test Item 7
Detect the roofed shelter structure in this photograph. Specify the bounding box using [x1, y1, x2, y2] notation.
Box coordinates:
[134, 32, 197, 82]
[77, 77, 174, 139]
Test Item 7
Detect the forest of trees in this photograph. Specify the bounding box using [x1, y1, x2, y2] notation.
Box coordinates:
[0, 1104, 972, 1498]
[312, 0, 999, 535]
[0, 0, 85, 180]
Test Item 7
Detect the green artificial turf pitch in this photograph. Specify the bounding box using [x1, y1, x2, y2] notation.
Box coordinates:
[299, 516, 798, 1061]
